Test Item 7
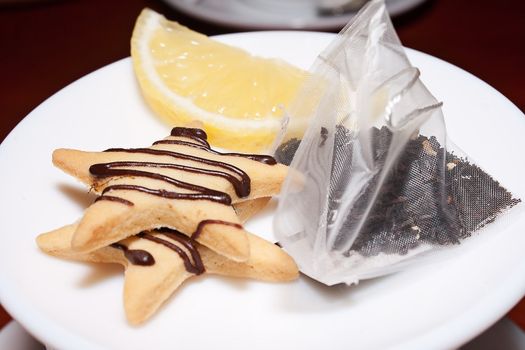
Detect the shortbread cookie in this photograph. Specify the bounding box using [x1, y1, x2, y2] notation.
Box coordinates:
[37, 224, 298, 325]
[233, 197, 271, 223]
[50, 127, 288, 261]
[68, 189, 250, 261]
[52, 128, 288, 202]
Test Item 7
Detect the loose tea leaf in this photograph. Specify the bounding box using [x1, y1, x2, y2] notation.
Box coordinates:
[276, 126, 520, 257]
[275, 138, 301, 165]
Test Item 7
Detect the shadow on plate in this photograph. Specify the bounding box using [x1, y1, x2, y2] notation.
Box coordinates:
[76, 262, 122, 287]
[57, 183, 97, 210]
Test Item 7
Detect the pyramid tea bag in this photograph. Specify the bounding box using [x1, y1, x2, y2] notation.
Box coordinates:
[273, 0, 521, 285]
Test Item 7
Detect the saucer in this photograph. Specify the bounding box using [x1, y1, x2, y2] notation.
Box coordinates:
[162, 0, 427, 30]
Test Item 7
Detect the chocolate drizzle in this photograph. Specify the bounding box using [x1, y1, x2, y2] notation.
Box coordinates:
[101, 184, 229, 204]
[94, 148, 249, 204]
[111, 242, 155, 266]
[95, 160, 247, 198]
[90, 163, 232, 205]
[153, 139, 277, 165]
[164, 127, 276, 165]
[90, 127, 277, 206]
[141, 229, 205, 275]
[95, 195, 134, 206]
[171, 127, 209, 144]
[93, 127, 269, 274]
[111, 228, 205, 275]
[191, 219, 243, 240]
[109, 221, 244, 273]
[102, 148, 250, 193]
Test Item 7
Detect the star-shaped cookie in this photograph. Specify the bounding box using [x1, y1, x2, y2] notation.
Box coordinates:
[37, 222, 298, 325]
[50, 127, 288, 261]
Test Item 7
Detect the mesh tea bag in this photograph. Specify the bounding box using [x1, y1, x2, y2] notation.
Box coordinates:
[273, 0, 521, 285]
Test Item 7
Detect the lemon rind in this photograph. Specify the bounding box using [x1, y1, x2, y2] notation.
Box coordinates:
[132, 9, 283, 133]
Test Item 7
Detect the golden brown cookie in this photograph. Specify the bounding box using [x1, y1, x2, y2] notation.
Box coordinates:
[50, 127, 288, 261]
[37, 224, 298, 325]
[233, 197, 271, 223]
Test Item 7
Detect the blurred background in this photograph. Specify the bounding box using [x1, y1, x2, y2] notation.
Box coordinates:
[0, 0, 524, 346]
[1, 0, 524, 143]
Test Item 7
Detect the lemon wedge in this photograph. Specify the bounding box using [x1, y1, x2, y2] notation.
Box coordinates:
[131, 8, 307, 151]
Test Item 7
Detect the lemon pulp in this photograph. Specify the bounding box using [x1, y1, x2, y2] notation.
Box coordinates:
[131, 9, 306, 151]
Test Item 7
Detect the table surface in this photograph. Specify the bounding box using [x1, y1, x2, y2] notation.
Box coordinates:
[1, 0, 524, 340]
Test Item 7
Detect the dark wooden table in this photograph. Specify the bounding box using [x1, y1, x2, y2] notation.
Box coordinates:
[1, 0, 524, 338]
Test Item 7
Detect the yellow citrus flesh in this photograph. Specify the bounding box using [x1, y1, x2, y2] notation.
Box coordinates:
[131, 8, 306, 151]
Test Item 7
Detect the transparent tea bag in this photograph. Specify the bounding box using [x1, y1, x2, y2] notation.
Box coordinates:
[273, 0, 520, 285]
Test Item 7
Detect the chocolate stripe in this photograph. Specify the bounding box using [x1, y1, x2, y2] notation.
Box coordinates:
[141, 231, 204, 275]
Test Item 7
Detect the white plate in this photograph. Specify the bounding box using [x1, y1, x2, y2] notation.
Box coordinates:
[162, 0, 427, 30]
[2, 317, 525, 350]
[0, 31, 524, 350]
